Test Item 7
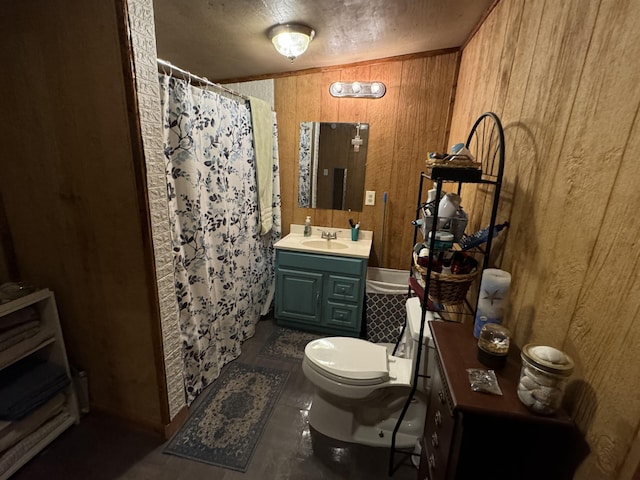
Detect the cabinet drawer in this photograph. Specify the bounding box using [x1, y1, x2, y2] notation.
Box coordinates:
[327, 275, 361, 303]
[325, 301, 360, 331]
[422, 354, 454, 479]
[276, 250, 366, 276]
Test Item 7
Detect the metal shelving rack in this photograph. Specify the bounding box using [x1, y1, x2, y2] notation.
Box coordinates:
[389, 112, 506, 475]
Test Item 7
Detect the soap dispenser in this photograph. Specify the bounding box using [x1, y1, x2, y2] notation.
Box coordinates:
[304, 216, 312, 237]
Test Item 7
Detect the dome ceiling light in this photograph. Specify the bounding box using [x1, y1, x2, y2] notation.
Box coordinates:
[268, 23, 315, 62]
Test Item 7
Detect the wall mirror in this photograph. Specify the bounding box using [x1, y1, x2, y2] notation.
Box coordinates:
[298, 122, 369, 211]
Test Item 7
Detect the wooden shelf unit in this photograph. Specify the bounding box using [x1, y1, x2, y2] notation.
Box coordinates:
[0, 289, 80, 479]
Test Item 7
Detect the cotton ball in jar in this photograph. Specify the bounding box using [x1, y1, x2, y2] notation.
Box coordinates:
[531, 346, 567, 365]
[517, 388, 536, 407]
[523, 367, 557, 387]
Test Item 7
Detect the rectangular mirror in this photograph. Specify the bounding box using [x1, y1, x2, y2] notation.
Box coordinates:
[298, 122, 369, 211]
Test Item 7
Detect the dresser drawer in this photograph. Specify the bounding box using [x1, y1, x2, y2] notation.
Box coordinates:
[422, 354, 454, 479]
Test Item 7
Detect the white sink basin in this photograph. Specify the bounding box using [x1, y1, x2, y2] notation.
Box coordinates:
[274, 226, 373, 259]
[301, 239, 349, 250]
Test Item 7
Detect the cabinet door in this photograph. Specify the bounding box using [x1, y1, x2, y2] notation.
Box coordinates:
[276, 267, 323, 324]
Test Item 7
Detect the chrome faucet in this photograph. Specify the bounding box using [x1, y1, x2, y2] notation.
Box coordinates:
[321, 231, 337, 240]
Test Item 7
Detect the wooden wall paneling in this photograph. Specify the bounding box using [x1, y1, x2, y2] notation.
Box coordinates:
[364, 61, 403, 267]
[455, 0, 510, 238]
[0, 0, 165, 427]
[450, 0, 640, 478]
[493, 0, 544, 270]
[458, 0, 600, 345]
[274, 75, 298, 235]
[565, 113, 640, 478]
[385, 57, 429, 271]
[507, 0, 599, 343]
[552, 0, 640, 476]
[473, 0, 522, 247]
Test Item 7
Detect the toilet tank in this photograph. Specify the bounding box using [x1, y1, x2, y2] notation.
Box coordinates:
[400, 297, 436, 392]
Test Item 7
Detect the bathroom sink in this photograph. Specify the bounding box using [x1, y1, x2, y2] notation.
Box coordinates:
[274, 225, 373, 259]
[301, 239, 349, 250]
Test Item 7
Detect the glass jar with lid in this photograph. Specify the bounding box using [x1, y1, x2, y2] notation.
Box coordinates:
[477, 323, 510, 369]
[517, 345, 574, 415]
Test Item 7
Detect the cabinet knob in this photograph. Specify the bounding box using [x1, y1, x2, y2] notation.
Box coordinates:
[434, 410, 442, 427]
[438, 390, 445, 404]
[431, 431, 439, 448]
[429, 454, 436, 470]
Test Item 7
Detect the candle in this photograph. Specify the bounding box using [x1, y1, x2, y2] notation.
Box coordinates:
[473, 268, 511, 338]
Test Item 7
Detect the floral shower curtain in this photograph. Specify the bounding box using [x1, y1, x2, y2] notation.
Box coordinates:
[159, 75, 281, 403]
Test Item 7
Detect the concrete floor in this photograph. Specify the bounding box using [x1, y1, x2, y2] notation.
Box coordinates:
[12, 318, 418, 480]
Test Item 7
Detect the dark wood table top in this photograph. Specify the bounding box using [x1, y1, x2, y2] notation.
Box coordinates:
[429, 320, 575, 427]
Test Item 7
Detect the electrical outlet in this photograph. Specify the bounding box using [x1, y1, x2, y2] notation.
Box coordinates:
[365, 190, 376, 206]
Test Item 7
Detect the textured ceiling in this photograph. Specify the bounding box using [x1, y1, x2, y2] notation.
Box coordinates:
[153, 0, 494, 82]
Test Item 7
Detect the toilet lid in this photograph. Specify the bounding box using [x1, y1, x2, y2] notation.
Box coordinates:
[304, 337, 389, 381]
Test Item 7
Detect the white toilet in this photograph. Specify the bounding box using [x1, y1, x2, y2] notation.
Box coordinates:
[302, 297, 436, 449]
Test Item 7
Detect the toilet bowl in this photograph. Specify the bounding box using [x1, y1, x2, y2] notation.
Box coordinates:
[302, 297, 436, 449]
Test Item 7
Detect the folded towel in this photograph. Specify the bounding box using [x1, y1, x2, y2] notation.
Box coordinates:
[0, 410, 72, 477]
[0, 393, 66, 452]
[0, 307, 39, 330]
[249, 96, 274, 235]
[0, 358, 70, 420]
[0, 321, 40, 352]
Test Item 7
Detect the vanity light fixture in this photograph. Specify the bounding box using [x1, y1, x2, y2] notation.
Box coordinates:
[329, 81, 386, 99]
[268, 23, 315, 62]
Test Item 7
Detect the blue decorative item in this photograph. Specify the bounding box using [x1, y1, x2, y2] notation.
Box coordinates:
[473, 269, 512, 338]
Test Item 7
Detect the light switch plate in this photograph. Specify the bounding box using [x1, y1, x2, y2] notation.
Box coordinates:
[365, 190, 376, 206]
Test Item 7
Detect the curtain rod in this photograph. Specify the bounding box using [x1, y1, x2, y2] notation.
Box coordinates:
[157, 58, 250, 102]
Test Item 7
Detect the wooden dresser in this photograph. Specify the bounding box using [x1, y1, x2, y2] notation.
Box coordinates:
[418, 321, 587, 480]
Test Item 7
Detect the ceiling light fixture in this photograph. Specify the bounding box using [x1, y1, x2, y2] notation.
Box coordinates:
[329, 81, 387, 99]
[268, 23, 315, 62]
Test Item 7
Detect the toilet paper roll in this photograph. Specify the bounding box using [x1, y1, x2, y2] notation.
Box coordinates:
[474, 268, 511, 337]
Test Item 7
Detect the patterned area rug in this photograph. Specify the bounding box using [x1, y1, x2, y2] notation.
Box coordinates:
[164, 362, 289, 472]
[259, 327, 322, 361]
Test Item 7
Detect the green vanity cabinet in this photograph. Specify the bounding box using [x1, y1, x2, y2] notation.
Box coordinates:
[275, 249, 367, 337]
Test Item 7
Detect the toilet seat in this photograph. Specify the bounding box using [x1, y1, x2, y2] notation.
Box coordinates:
[305, 337, 389, 383]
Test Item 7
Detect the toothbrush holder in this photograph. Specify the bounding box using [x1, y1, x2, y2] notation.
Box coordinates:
[351, 227, 360, 241]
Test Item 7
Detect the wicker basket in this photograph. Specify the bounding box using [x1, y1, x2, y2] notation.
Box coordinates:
[413, 253, 478, 305]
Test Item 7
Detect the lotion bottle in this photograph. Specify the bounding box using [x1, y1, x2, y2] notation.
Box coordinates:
[304, 216, 312, 237]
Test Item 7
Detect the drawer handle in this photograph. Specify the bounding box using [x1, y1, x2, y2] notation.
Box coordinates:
[435, 410, 442, 427]
[338, 286, 347, 293]
[429, 454, 436, 470]
[438, 390, 445, 404]
[431, 431, 439, 448]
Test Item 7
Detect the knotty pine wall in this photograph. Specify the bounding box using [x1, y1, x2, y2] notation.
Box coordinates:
[274, 51, 460, 270]
[0, 0, 169, 431]
[449, 0, 640, 478]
